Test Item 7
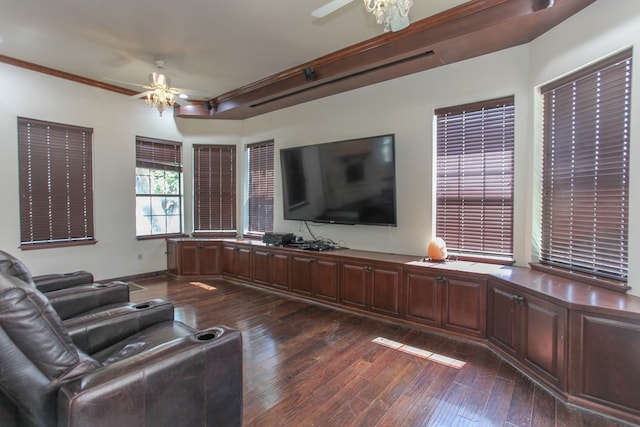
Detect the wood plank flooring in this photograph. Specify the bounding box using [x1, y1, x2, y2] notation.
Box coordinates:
[131, 276, 633, 427]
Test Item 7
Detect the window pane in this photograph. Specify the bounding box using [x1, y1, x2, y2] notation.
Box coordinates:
[135, 137, 183, 237]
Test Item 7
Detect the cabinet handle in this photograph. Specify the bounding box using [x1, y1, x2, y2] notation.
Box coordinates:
[267, 252, 274, 257]
[364, 266, 373, 273]
[512, 295, 526, 305]
[310, 258, 317, 263]
[436, 275, 447, 283]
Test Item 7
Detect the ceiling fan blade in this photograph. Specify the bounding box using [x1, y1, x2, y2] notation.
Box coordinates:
[130, 91, 152, 99]
[311, 0, 355, 18]
[104, 77, 149, 89]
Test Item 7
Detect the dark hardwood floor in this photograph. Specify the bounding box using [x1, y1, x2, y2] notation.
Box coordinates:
[131, 276, 633, 427]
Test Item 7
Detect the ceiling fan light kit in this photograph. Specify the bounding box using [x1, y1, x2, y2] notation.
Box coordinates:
[364, 0, 414, 32]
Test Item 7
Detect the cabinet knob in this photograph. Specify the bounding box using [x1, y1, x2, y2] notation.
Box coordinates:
[364, 266, 373, 273]
[436, 275, 447, 283]
[267, 252, 274, 257]
[310, 258, 317, 263]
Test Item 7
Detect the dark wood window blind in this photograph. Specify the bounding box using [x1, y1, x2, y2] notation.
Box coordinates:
[435, 96, 515, 260]
[193, 145, 237, 233]
[247, 141, 274, 235]
[540, 49, 631, 283]
[18, 117, 95, 248]
[136, 136, 182, 172]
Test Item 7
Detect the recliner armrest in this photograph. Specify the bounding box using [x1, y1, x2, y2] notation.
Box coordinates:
[65, 299, 175, 354]
[33, 271, 94, 293]
[47, 281, 130, 320]
[57, 326, 243, 427]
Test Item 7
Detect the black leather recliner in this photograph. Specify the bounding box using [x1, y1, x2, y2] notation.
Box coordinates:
[0, 273, 243, 427]
[0, 249, 131, 320]
[0, 249, 94, 292]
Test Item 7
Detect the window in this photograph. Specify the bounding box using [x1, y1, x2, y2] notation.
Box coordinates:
[193, 145, 236, 234]
[135, 136, 182, 237]
[540, 49, 631, 284]
[17, 117, 95, 248]
[246, 141, 274, 235]
[435, 96, 515, 260]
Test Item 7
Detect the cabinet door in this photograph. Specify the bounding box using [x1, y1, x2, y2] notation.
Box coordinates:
[199, 243, 221, 275]
[521, 294, 567, 390]
[222, 245, 237, 275]
[270, 251, 290, 290]
[291, 255, 313, 295]
[341, 262, 367, 309]
[487, 285, 519, 358]
[569, 311, 640, 418]
[179, 242, 201, 276]
[166, 240, 178, 276]
[313, 258, 339, 302]
[236, 246, 252, 280]
[252, 249, 272, 285]
[369, 266, 401, 317]
[443, 277, 487, 338]
[404, 270, 441, 327]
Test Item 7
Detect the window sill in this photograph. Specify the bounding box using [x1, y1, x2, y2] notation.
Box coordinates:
[529, 262, 628, 293]
[136, 233, 187, 241]
[20, 240, 97, 250]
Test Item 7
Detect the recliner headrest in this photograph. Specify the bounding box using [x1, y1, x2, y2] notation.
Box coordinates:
[0, 250, 35, 287]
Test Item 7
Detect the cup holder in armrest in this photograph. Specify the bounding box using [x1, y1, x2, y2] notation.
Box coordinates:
[196, 330, 221, 341]
[133, 303, 150, 310]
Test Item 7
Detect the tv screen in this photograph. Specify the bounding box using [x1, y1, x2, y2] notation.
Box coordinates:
[280, 134, 397, 226]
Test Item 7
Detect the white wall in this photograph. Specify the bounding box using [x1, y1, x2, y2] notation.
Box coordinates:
[0, 63, 241, 280]
[2, 0, 639, 296]
[243, 45, 531, 260]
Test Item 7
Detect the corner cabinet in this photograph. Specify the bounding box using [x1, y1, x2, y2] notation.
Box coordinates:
[166, 239, 221, 277]
[487, 279, 567, 393]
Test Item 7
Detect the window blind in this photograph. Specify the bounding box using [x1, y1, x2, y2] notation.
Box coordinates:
[540, 49, 631, 282]
[435, 96, 515, 259]
[193, 145, 237, 233]
[18, 117, 94, 247]
[247, 141, 274, 234]
[136, 136, 182, 172]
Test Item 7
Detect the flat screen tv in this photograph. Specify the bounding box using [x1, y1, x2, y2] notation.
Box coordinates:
[280, 134, 397, 227]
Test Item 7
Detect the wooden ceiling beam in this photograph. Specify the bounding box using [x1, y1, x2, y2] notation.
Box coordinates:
[175, 0, 595, 120]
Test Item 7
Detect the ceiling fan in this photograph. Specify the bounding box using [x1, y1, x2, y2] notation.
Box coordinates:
[129, 59, 190, 116]
[312, 0, 414, 32]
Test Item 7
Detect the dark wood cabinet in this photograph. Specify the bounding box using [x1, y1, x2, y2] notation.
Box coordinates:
[253, 248, 290, 291]
[164, 238, 640, 425]
[404, 269, 486, 337]
[341, 261, 402, 317]
[290, 254, 339, 302]
[222, 243, 252, 281]
[569, 311, 640, 422]
[488, 280, 567, 392]
[404, 269, 442, 328]
[442, 275, 487, 338]
[166, 239, 221, 277]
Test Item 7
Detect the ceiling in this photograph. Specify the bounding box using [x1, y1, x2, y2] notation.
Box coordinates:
[0, 0, 467, 99]
[0, 0, 595, 119]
